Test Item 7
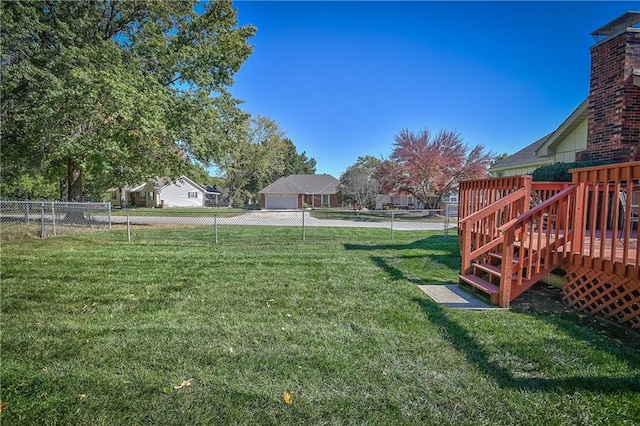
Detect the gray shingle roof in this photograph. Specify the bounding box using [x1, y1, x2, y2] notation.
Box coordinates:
[259, 174, 339, 194]
[489, 133, 553, 171]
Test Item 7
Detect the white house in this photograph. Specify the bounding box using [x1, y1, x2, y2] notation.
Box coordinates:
[108, 176, 214, 208]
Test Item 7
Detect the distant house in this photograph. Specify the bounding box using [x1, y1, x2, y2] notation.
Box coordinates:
[107, 185, 136, 208]
[201, 185, 222, 207]
[374, 194, 424, 210]
[490, 11, 640, 177]
[108, 176, 218, 208]
[258, 174, 340, 210]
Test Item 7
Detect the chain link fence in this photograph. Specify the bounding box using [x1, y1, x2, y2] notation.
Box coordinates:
[2, 201, 459, 243]
[1, 201, 112, 241]
[109, 206, 458, 243]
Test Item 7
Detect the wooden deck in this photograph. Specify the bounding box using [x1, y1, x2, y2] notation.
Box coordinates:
[458, 162, 640, 329]
[580, 230, 638, 268]
[516, 230, 638, 271]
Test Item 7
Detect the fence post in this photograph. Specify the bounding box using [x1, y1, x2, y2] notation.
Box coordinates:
[214, 214, 218, 244]
[108, 203, 112, 229]
[444, 206, 449, 239]
[25, 202, 30, 224]
[302, 209, 306, 241]
[127, 213, 131, 242]
[40, 202, 45, 238]
[390, 209, 394, 241]
[52, 203, 57, 236]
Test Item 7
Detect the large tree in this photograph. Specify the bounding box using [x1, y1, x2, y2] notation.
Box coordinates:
[1, 0, 255, 201]
[377, 128, 494, 208]
[215, 115, 316, 206]
[278, 138, 317, 176]
[337, 156, 381, 209]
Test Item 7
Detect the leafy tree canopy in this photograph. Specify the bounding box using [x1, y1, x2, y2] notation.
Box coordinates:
[337, 156, 381, 209]
[376, 128, 494, 208]
[214, 115, 316, 206]
[1, 0, 255, 201]
[491, 153, 509, 166]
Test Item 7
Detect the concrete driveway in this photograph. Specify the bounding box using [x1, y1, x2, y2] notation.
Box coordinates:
[109, 210, 455, 231]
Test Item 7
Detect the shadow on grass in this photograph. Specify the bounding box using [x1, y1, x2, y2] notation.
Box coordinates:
[344, 234, 458, 253]
[348, 235, 640, 393]
[345, 235, 460, 285]
[413, 297, 640, 393]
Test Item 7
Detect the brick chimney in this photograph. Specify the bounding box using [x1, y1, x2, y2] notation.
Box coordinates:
[577, 12, 640, 163]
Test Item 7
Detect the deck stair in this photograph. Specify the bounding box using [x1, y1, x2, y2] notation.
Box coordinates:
[457, 181, 576, 307]
[459, 248, 549, 305]
[457, 162, 640, 329]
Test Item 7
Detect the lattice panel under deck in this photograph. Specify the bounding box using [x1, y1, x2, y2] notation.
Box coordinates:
[563, 265, 640, 330]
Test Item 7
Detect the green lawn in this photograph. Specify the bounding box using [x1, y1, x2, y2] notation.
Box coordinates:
[309, 208, 450, 223]
[1, 227, 639, 425]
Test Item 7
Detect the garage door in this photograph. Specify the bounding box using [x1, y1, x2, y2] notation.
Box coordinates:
[265, 195, 297, 210]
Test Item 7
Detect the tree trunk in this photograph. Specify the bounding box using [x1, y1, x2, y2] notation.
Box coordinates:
[59, 178, 68, 201]
[63, 158, 87, 223]
[67, 158, 84, 202]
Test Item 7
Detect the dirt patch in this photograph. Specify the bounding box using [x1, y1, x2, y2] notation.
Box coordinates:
[510, 282, 569, 314]
[511, 282, 640, 352]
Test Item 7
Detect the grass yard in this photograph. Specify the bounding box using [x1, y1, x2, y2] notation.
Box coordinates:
[1, 227, 639, 425]
[309, 209, 449, 223]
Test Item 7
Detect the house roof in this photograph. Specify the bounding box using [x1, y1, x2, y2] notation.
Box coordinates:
[128, 176, 207, 193]
[535, 98, 589, 157]
[489, 97, 589, 174]
[489, 133, 554, 172]
[259, 174, 339, 194]
[201, 185, 221, 195]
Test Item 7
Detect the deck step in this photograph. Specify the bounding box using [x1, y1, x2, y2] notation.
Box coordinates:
[488, 252, 524, 264]
[474, 262, 502, 277]
[458, 274, 500, 304]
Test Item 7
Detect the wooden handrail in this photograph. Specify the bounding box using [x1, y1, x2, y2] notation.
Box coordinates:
[459, 175, 531, 223]
[570, 161, 640, 268]
[498, 186, 576, 231]
[497, 185, 577, 306]
[459, 187, 529, 274]
[459, 187, 528, 226]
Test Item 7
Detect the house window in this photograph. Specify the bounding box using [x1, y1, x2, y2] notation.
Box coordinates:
[389, 196, 395, 205]
[111, 192, 117, 200]
[322, 194, 329, 206]
[140, 192, 146, 201]
[188, 191, 198, 198]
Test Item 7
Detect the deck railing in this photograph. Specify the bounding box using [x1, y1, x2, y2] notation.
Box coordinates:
[497, 186, 576, 305]
[570, 161, 640, 270]
[459, 187, 529, 274]
[459, 175, 531, 223]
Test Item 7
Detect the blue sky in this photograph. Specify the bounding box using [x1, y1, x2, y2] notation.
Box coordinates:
[225, 1, 636, 178]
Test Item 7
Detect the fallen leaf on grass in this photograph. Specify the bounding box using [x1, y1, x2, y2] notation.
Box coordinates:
[0, 401, 7, 413]
[174, 379, 193, 389]
[77, 394, 87, 401]
[281, 391, 293, 405]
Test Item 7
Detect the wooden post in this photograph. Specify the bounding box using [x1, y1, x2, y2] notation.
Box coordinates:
[572, 178, 586, 256]
[499, 228, 514, 308]
[461, 222, 472, 274]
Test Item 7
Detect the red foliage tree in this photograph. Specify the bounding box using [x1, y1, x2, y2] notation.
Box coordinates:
[377, 128, 493, 208]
